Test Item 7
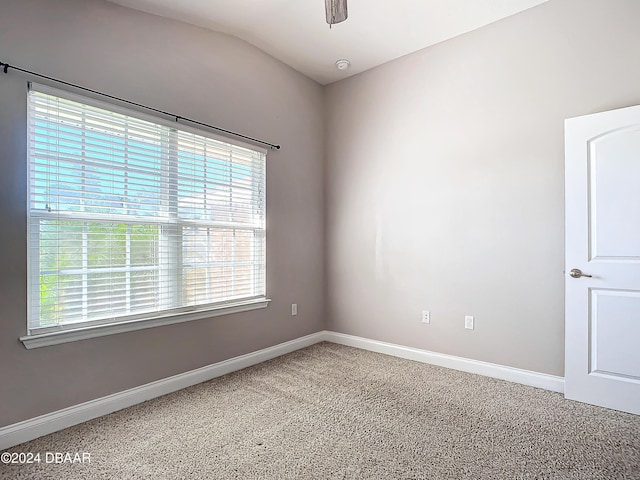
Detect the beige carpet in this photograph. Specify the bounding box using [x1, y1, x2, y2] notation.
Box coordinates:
[1, 342, 639, 479]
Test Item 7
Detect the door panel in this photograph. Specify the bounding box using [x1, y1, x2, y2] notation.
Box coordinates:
[590, 289, 640, 380]
[589, 127, 640, 260]
[565, 104, 640, 415]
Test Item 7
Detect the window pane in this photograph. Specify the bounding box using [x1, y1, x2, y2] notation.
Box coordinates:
[131, 224, 159, 266]
[182, 226, 261, 305]
[87, 223, 126, 268]
[39, 221, 83, 270]
[131, 270, 159, 309]
[87, 272, 127, 316]
[39, 273, 83, 326]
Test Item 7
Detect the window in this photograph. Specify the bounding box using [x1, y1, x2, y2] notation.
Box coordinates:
[26, 84, 267, 344]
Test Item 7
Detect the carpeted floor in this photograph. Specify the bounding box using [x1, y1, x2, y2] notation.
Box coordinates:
[1, 342, 639, 479]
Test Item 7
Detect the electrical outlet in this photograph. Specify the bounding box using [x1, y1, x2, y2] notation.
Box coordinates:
[421, 310, 430, 324]
[465, 315, 474, 330]
[291, 303, 298, 316]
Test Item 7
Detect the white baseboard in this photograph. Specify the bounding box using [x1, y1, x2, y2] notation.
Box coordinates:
[0, 330, 564, 451]
[323, 331, 565, 394]
[0, 332, 324, 451]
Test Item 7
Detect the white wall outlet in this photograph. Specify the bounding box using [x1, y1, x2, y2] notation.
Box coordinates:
[421, 310, 430, 324]
[291, 303, 298, 316]
[465, 315, 474, 330]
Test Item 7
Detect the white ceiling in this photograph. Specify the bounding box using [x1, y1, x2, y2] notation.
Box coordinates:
[106, 0, 550, 85]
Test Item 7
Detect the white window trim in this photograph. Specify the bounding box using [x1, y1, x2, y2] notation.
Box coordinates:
[24, 83, 269, 348]
[21, 297, 271, 349]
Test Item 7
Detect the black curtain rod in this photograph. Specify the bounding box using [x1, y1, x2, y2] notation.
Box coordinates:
[0, 60, 281, 150]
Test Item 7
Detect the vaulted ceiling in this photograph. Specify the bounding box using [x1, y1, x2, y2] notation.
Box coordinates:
[106, 0, 550, 84]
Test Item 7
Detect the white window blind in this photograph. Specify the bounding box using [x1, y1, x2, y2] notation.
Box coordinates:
[27, 84, 266, 335]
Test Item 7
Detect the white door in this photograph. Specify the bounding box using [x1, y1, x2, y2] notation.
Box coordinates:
[565, 104, 640, 415]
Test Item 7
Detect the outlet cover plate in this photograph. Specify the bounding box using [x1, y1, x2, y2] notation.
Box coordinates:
[465, 315, 474, 330]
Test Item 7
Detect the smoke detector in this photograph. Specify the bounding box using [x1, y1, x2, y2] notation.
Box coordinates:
[335, 59, 350, 71]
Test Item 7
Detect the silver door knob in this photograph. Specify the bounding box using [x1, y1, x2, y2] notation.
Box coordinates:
[570, 268, 592, 278]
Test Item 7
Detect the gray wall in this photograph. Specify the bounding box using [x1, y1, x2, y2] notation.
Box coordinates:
[325, 0, 640, 376]
[2, 0, 639, 429]
[0, 0, 324, 427]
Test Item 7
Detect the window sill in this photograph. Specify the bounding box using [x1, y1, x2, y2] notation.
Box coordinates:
[20, 298, 271, 349]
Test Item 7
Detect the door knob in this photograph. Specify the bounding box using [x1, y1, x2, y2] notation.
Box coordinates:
[570, 268, 592, 278]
